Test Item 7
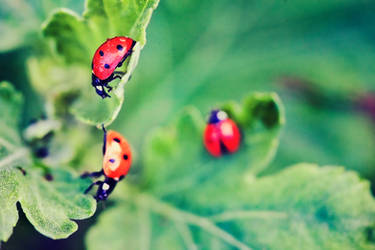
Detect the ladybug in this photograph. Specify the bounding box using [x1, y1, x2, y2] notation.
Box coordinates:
[81, 125, 132, 200]
[204, 110, 241, 157]
[91, 36, 136, 99]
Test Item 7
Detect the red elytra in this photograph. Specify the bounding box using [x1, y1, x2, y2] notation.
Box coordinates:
[204, 110, 241, 157]
[92, 36, 135, 80]
[81, 127, 133, 201]
[102, 130, 132, 179]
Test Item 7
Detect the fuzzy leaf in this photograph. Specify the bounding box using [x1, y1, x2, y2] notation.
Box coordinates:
[41, 0, 159, 126]
[86, 164, 375, 250]
[0, 82, 96, 241]
[18, 168, 96, 239]
[203, 164, 375, 249]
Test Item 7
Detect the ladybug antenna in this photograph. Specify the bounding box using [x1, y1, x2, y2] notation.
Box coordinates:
[101, 124, 107, 133]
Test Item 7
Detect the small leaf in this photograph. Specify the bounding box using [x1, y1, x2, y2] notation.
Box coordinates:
[0, 82, 96, 241]
[142, 92, 284, 195]
[70, 44, 141, 126]
[41, 0, 159, 126]
[0, 169, 20, 242]
[23, 119, 61, 141]
[18, 168, 96, 239]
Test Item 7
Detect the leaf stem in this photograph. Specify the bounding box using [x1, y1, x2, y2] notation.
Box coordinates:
[210, 210, 288, 222]
[134, 193, 252, 250]
[174, 220, 198, 250]
[138, 200, 151, 250]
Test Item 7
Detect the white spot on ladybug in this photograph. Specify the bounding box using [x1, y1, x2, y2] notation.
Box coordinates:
[114, 177, 119, 181]
[108, 141, 122, 154]
[96, 86, 103, 91]
[102, 183, 110, 190]
[217, 111, 228, 121]
[104, 141, 122, 171]
[221, 122, 233, 136]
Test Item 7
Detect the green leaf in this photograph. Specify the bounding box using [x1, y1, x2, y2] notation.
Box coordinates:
[205, 164, 375, 249]
[0, 169, 20, 242]
[18, 168, 96, 239]
[0, 0, 84, 52]
[41, 0, 159, 126]
[86, 163, 375, 250]
[0, 82, 96, 241]
[70, 45, 141, 126]
[142, 92, 284, 195]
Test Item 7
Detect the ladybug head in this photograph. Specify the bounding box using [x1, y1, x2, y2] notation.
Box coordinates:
[92, 74, 110, 99]
[96, 189, 109, 200]
[208, 109, 228, 124]
[95, 179, 117, 201]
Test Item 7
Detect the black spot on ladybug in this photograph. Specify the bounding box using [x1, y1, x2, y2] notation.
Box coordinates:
[99, 50, 104, 56]
[117, 44, 123, 50]
[114, 138, 121, 143]
[219, 140, 229, 154]
[104, 64, 110, 69]
[123, 154, 128, 160]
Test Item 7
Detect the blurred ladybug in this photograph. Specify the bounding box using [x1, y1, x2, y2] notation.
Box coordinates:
[82, 125, 132, 201]
[204, 110, 241, 157]
[91, 36, 136, 98]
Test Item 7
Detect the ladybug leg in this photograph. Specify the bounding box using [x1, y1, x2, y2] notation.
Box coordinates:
[113, 71, 125, 76]
[84, 180, 103, 194]
[95, 177, 118, 201]
[101, 88, 111, 98]
[112, 75, 121, 81]
[81, 169, 104, 179]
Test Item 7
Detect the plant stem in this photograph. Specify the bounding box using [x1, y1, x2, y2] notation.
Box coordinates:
[210, 210, 287, 222]
[134, 193, 253, 250]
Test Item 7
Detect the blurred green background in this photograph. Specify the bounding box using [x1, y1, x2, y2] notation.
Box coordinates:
[1, 0, 375, 249]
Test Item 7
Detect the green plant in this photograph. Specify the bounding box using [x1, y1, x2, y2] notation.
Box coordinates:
[1, 0, 375, 249]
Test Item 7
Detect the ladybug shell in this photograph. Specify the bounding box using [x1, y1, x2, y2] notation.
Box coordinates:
[92, 36, 135, 80]
[204, 119, 240, 157]
[102, 130, 132, 179]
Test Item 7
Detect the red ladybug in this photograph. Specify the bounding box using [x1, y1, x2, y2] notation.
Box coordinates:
[204, 110, 241, 157]
[82, 125, 132, 200]
[91, 36, 136, 98]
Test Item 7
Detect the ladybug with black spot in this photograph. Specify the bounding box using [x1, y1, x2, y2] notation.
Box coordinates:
[204, 110, 241, 157]
[81, 125, 132, 200]
[91, 36, 136, 98]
